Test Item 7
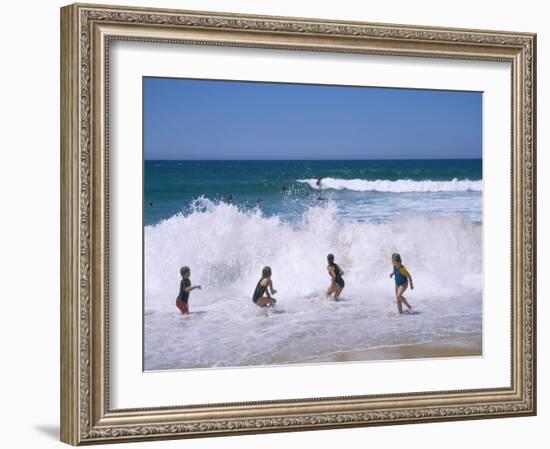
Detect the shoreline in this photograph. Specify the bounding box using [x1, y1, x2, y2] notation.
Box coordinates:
[299, 337, 482, 365]
[145, 337, 483, 371]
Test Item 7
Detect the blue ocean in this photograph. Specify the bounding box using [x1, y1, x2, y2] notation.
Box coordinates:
[144, 159, 482, 370]
[144, 159, 482, 226]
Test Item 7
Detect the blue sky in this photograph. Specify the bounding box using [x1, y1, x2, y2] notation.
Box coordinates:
[144, 77, 482, 160]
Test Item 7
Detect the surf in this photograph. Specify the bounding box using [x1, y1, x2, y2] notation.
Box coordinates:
[143, 198, 482, 369]
[144, 198, 481, 309]
[298, 177, 482, 193]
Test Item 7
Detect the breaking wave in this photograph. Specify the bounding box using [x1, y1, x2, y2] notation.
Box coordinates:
[298, 177, 482, 193]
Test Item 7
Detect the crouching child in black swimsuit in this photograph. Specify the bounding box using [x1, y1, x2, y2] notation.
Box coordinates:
[176, 266, 201, 314]
[252, 266, 277, 307]
[326, 254, 345, 301]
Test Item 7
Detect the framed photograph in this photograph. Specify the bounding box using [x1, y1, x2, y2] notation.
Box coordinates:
[60, 3, 537, 445]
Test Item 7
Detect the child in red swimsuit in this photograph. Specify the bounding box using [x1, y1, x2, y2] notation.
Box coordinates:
[176, 266, 201, 314]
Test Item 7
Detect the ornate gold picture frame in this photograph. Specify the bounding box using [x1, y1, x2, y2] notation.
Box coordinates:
[60, 3, 536, 445]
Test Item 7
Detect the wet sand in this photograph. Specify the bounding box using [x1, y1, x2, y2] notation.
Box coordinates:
[301, 337, 482, 364]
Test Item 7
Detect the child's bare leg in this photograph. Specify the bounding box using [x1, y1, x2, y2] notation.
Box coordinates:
[395, 286, 402, 313]
[333, 284, 343, 300]
[326, 284, 336, 298]
[256, 297, 276, 307]
[401, 296, 413, 310]
[396, 298, 403, 314]
[396, 284, 409, 314]
[176, 299, 189, 315]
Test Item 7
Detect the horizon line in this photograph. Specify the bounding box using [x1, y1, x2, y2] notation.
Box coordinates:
[144, 157, 482, 161]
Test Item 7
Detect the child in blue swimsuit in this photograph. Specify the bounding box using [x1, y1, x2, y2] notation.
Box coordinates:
[389, 253, 414, 314]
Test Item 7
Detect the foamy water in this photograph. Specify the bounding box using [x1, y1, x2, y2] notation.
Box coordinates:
[144, 201, 482, 370]
[298, 177, 482, 192]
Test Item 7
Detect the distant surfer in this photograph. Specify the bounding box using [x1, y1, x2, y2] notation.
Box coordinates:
[389, 253, 414, 314]
[326, 254, 345, 301]
[176, 266, 202, 315]
[252, 266, 277, 307]
[316, 178, 325, 200]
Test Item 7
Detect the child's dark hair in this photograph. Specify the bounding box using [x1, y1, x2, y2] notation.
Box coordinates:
[327, 254, 335, 264]
[392, 253, 402, 264]
[180, 266, 190, 277]
[261, 266, 272, 278]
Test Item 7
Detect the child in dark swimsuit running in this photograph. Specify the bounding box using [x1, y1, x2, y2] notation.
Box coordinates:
[252, 266, 277, 307]
[326, 254, 345, 301]
[176, 266, 201, 314]
[389, 253, 414, 314]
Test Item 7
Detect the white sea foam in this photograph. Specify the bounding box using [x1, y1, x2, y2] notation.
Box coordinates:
[144, 200, 482, 370]
[298, 177, 482, 193]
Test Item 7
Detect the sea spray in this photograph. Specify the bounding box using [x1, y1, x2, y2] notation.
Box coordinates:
[145, 199, 481, 308]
